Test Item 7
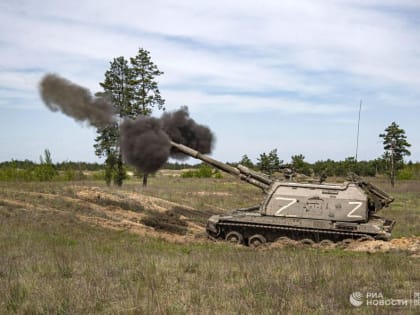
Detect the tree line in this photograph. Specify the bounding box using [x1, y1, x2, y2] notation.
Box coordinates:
[238, 121, 412, 185]
[1, 144, 417, 184]
[239, 154, 419, 180]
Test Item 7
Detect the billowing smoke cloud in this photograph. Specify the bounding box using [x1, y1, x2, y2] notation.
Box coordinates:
[38, 73, 214, 174]
[119, 116, 171, 174]
[161, 106, 213, 159]
[39, 73, 116, 127]
[120, 107, 214, 172]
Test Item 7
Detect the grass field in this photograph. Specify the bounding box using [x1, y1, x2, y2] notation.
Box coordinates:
[0, 175, 419, 314]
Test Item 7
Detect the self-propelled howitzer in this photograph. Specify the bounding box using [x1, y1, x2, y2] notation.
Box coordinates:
[171, 141, 395, 246]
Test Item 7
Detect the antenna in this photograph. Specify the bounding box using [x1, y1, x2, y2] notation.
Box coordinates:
[355, 99, 362, 162]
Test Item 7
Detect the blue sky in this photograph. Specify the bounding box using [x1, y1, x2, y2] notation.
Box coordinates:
[0, 0, 419, 164]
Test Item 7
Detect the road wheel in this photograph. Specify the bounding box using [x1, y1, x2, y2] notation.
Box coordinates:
[225, 231, 244, 245]
[248, 234, 266, 248]
[300, 238, 315, 246]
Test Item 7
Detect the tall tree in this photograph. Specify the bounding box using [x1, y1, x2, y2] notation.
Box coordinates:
[379, 122, 411, 187]
[130, 48, 165, 115]
[95, 126, 119, 186]
[130, 48, 165, 187]
[94, 50, 165, 187]
[94, 56, 132, 186]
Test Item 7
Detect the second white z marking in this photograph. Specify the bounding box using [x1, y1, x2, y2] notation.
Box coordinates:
[347, 201, 363, 218]
[275, 197, 297, 216]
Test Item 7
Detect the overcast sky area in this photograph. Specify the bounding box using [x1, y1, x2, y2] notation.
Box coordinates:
[0, 0, 419, 164]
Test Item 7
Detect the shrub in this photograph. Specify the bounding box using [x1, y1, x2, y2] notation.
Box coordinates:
[33, 165, 57, 181]
[181, 165, 219, 178]
[181, 170, 196, 178]
[397, 168, 414, 180]
[196, 165, 213, 178]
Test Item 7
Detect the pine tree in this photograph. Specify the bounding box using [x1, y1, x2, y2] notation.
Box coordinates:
[94, 49, 165, 187]
[130, 48, 165, 115]
[130, 48, 165, 187]
[94, 56, 132, 186]
[379, 122, 411, 187]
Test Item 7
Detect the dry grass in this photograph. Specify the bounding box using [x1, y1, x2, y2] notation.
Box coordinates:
[0, 176, 419, 314]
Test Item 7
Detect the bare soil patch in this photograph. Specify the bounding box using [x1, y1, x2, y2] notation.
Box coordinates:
[268, 236, 420, 256]
[0, 186, 209, 244]
[345, 236, 420, 254]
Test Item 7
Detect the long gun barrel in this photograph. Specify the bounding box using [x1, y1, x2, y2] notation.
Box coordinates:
[170, 141, 272, 191]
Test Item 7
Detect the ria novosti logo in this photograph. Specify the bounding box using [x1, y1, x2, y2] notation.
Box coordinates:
[350, 291, 419, 307]
[349, 292, 364, 307]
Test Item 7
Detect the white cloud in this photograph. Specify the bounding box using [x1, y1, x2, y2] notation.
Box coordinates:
[0, 71, 41, 91]
[163, 89, 353, 114]
[2, 0, 419, 90]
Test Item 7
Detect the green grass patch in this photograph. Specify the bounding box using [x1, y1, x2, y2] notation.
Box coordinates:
[0, 178, 418, 314]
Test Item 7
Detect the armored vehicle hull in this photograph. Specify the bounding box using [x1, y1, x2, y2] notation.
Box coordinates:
[206, 181, 395, 246]
[170, 141, 395, 246]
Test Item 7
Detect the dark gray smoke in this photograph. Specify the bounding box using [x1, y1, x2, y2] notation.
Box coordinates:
[38, 73, 214, 173]
[119, 107, 214, 172]
[161, 106, 214, 159]
[119, 116, 171, 174]
[39, 73, 116, 127]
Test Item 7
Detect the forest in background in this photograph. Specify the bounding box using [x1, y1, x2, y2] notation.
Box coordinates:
[1, 148, 419, 182]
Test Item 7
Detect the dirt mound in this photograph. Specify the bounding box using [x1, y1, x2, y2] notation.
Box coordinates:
[268, 236, 420, 256]
[345, 237, 420, 254]
[0, 186, 211, 244]
[73, 187, 211, 240]
[75, 186, 195, 213]
[73, 186, 212, 237]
